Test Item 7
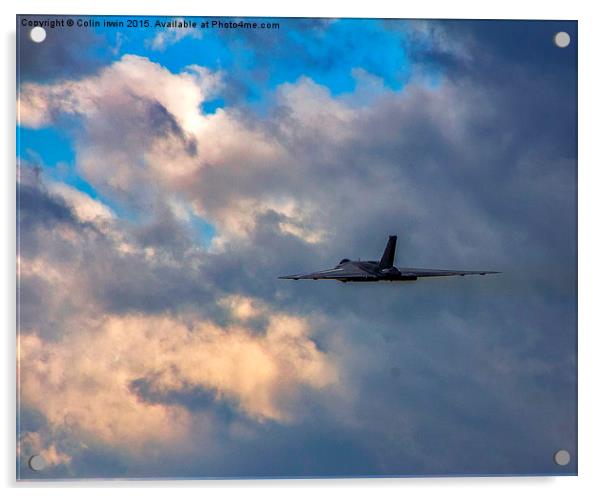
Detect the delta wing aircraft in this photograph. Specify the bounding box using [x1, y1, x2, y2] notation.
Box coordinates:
[279, 235, 500, 282]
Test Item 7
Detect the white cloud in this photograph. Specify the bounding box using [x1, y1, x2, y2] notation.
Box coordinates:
[147, 19, 203, 52]
[20, 303, 338, 449]
[219, 294, 263, 321]
[18, 56, 334, 247]
[19, 55, 221, 134]
[47, 182, 113, 224]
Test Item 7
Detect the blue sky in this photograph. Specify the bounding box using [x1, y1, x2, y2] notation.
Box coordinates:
[17, 17, 577, 479]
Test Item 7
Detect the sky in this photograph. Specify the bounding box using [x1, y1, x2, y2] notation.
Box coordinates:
[16, 16, 577, 479]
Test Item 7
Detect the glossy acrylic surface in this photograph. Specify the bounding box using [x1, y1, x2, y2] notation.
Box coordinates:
[17, 16, 577, 479]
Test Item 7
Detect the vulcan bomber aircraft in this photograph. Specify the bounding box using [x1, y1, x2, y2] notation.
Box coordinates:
[279, 235, 500, 282]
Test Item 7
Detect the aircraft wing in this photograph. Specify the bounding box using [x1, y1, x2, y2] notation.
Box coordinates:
[279, 264, 374, 280]
[401, 268, 500, 278]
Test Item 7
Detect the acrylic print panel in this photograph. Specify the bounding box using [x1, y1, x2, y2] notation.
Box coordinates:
[16, 16, 577, 479]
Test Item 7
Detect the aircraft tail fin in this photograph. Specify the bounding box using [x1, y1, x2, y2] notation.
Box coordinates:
[379, 235, 397, 269]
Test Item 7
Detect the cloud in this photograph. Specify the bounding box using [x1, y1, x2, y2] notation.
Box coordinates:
[17, 19, 577, 477]
[19, 54, 221, 133]
[16, 173, 343, 476]
[147, 18, 203, 51]
[18, 56, 327, 246]
[47, 182, 114, 224]
[20, 307, 336, 454]
[19, 52, 570, 263]
[18, 56, 499, 253]
[219, 294, 263, 321]
[18, 431, 72, 469]
[17, 16, 112, 83]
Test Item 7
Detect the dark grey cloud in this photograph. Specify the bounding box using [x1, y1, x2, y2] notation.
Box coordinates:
[18, 170, 219, 323]
[179, 21, 576, 476]
[411, 20, 577, 82]
[18, 182, 75, 229]
[17, 15, 113, 82]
